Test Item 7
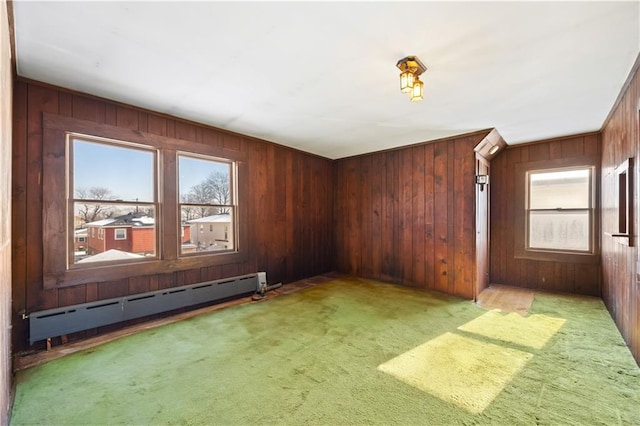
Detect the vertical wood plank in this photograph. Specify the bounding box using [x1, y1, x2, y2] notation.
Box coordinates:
[359, 155, 373, 278]
[400, 148, 413, 284]
[433, 141, 449, 293]
[381, 152, 397, 281]
[27, 85, 58, 312]
[424, 144, 435, 291]
[72, 95, 106, 123]
[128, 275, 150, 295]
[371, 153, 385, 280]
[11, 82, 28, 350]
[412, 146, 426, 288]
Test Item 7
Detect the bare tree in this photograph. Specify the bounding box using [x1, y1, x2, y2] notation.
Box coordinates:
[75, 186, 118, 224]
[180, 193, 199, 221]
[181, 172, 230, 219]
[187, 181, 215, 218]
[205, 172, 230, 214]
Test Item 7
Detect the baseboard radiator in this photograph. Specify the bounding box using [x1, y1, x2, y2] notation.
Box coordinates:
[29, 272, 267, 345]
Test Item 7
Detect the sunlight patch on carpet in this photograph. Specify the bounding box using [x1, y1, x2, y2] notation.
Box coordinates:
[378, 332, 532, 414]
[458, 310, 566, 349]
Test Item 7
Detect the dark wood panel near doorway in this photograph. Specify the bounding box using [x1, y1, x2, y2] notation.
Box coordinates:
[333, 131, 493, 299]
[489, 133, 602, 296]
[11, 79, 334, 351]
[600, 56, 640, 366]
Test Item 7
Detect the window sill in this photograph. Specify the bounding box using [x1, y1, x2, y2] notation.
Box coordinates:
[605, 232, 633, 247]
[514, 248, 600, 264]
[44, 251, 248, 289]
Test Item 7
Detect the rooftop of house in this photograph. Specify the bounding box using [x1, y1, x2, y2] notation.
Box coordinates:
[188, 214, 232, 224]
[76, 249, 145, 264]
[85, 213, 155, 227]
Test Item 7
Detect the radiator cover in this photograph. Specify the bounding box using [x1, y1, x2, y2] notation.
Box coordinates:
[29, 272, 266, 345]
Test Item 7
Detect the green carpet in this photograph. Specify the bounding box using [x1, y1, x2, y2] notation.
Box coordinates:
[10, 277, 640, 425]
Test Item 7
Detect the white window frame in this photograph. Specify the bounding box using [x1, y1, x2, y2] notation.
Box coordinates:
[514, 157, 599, 264]
[114, 228, 127, 240]
[177, 152, 238, 257]
[67, 134, 159, 268]
[525, 166, 594, 254]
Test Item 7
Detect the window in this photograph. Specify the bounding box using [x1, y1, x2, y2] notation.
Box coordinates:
[515, 157, 599, 263]
[178, 154, 236, 255]
[69, 136, 157, 265]
[43, 114, 247, 288]
[77, 236, 86, 243]
[527, 168, 593, 252]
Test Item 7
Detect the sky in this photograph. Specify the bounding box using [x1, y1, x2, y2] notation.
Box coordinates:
[73, 138, 229, 202]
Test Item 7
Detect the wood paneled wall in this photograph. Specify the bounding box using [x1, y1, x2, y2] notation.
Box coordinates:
[333, 131, 490, 299]
[601, 57, 640, 365]
[12, 80, 333, 351]
[0, 0, 12, 422]
[490, 134, 602, 296]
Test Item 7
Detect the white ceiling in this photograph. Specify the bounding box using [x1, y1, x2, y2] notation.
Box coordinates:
[11, 1, 640, 159]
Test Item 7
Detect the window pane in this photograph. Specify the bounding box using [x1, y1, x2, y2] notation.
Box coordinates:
[178, 156, 231, 206]
[529, 169, 589, 209]
[181, 210, 234, 254]
[73, 139, 155, 203]
[73, 203, 156, 264]
[528, 210, 589, 251]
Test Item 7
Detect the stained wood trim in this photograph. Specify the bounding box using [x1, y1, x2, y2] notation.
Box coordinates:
[503, 131, 602, 150]
[601, 52, 640, 131]
[338, 128, 495, 161]
[611, 157, 634, 246]
[43, 113, 246, 162]
[18, 77, 330, 160]
[6, 0, 16, 76]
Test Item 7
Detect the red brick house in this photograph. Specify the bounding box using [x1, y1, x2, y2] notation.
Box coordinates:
[85, 213, 156, 256]
[84, 213, 192, 258]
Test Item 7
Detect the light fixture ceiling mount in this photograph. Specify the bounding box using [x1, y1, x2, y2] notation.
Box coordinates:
[396, 56, 427, 102]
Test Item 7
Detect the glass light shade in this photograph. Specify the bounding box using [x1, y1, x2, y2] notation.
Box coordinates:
[410, 78, 424, 101]
[400, 71, 415, 93]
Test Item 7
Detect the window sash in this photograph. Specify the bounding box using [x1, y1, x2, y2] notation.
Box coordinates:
[68, 201, 160, 267]
[177, 152, 238, 257]
[179, 205, 237, 255]
[67, 134, 159, 269]
[525, 166, 595, 255]
[526, 208, 592, 252]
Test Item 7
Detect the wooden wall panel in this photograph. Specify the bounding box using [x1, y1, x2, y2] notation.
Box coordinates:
[489, 134, 602, 296]
[1, 1, 12, 422]
[11, 80, 333, 351]
[333, 132, 489, 299]
[601, 58, 640, 366]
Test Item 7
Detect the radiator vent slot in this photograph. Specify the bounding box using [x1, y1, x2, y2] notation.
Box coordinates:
[29, 272, 266, 345]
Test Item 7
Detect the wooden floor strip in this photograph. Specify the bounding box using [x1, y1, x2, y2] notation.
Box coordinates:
[476, 284, 535, 315]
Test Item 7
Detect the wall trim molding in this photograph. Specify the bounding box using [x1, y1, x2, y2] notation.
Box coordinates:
[601, 52, 640, 131]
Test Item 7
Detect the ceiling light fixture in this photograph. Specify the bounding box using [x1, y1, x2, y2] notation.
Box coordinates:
[396, 56, 427, 102]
